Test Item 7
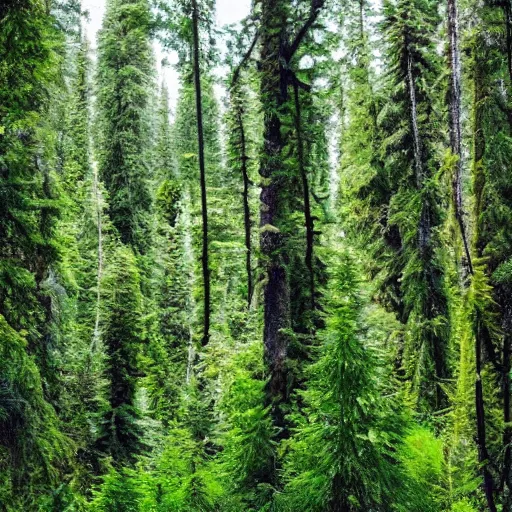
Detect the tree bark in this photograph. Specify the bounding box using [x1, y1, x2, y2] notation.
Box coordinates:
[260, 0, 290, 425]
[259, 0, 325, 448]
[191, 0, 210, 347]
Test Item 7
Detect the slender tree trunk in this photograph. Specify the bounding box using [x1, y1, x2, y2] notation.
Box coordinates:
[237, 109, 253, 308]
[293, 82, 315, 311]
[182, 186, 197, 384]
[406, 50, 430, 257]
[407, 48, 448, 408]
[191, 0, 210, 347]
[447, 0, 473, 274]
[406, 53, 423, 190]
[229, 34, 259, 309]
[358, 0, 365, 40]
[93, 163, 103, 349]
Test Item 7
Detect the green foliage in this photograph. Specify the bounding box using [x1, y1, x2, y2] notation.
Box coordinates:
[282, 252, 408, 512]
[2, 0, 512, 510]
[215, 339, 276, 511]
[96, 0, 155, 254]
[89, 464, 144, 511]
[396, 427, 447, 511]
[0, 315, 71, 509]
[93, 246, 147, 464]
[157, 179, 181, 227]
[0, 1, 75, 507]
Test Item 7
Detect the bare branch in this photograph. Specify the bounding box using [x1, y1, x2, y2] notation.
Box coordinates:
[230, 30, 260, 89]
[286, 0, 326, 61]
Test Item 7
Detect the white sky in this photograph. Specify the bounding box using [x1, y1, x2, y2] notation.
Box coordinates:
[82, 0, 252, 110]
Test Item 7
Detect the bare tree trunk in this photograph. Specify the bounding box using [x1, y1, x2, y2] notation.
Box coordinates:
[237, 109, 254, 308]
[406, 50, 429, 257]
[293, 82, 315, 311]
[447, 0, 473, 273]
[191, 0, 210, 347]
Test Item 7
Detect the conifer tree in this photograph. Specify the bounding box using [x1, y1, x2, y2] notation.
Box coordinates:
[0, 0, 72, 506]
[96, 0, 155, 254]
[258, 0, 326, 437]
[378, 0, 450, 410]
[282, 252, 406, 512]
[94, 246, 146, 464]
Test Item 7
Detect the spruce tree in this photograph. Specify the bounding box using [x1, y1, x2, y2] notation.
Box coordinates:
[96, 0, 155, 254]
[378, 0, 451, 410]
[282, 252, 406, 512]
[0, 0, 71, 506]
[94, 246, 146, 464]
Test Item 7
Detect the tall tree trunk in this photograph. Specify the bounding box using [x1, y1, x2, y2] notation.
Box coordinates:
[259, 0, 325, 466]
[447, 0, 473, 274]
[293, 82, 315, 311]
[406, 53, 424, 191]
[191, 0, 210, 346]
[259, 0, 290, 430]
[406, 48, 447, 407]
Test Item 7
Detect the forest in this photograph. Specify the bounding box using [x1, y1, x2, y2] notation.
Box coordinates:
[1, 0, 512, 509]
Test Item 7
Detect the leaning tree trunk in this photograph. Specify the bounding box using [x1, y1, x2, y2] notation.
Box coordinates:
[191, 0, 210, 347]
